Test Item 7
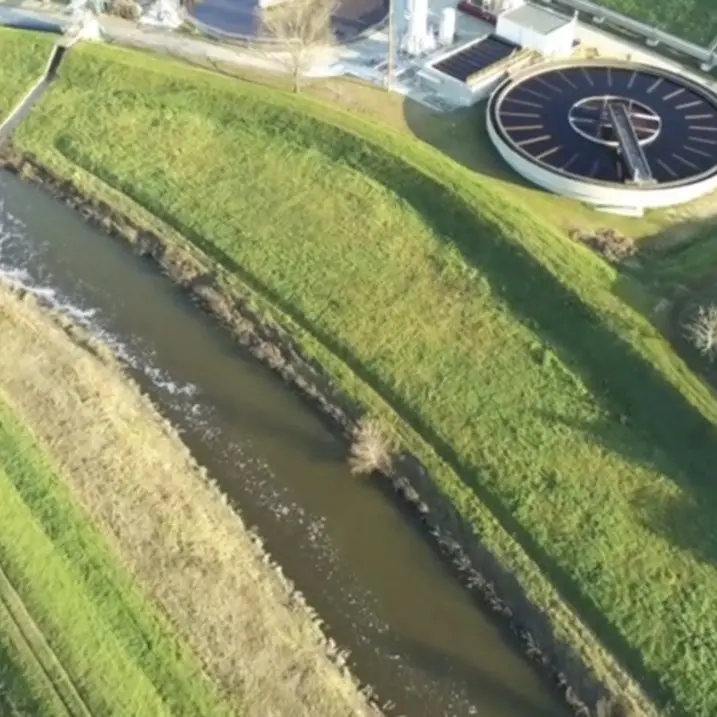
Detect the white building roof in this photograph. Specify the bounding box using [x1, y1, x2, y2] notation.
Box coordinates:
[499, 3, 572, 35]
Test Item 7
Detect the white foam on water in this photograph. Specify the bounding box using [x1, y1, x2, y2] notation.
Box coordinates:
[0, 208, 199, 404]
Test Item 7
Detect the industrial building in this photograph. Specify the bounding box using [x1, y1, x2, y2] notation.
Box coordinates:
[410, 0, 578, 106]
[494, 3, 576, 56]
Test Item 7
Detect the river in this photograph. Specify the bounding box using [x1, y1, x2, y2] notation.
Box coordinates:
[0, 169, 568, 717]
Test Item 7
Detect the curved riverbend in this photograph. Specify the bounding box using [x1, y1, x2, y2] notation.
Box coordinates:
[0, 169, 569, 717]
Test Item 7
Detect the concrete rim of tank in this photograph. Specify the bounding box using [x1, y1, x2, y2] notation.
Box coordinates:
[184, 0, 390, 47]
[487, 57, 717, 192]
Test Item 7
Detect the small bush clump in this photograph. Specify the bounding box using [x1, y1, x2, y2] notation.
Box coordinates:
[683, 304, 717, 362]
[348, 417, 394, 476]
[569, 228, 636, 264]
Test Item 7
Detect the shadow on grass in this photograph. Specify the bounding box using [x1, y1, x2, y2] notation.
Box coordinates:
[637, 214, 717, 284]
[540, 408, 717, 571]
[401, 96, 548, 190]
[56, 131, 715, 715]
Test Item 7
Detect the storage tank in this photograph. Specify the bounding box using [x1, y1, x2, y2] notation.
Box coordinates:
[438, 7, 456, 46]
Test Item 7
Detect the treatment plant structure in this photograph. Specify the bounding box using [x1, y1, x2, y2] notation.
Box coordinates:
[487, 60, 717, 214]
[53, 0, 717, 214]
[381, 0, 717, 214]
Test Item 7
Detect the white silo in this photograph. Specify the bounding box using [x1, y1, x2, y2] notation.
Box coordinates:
[402, 0, 434, 55]
[438, 7, 456, 46]
[406, 0, 428, 54]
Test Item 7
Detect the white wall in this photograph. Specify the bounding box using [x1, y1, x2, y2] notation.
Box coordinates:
[546, 22, 575, 56]
[495, 16, 523, 47]
[496, 16, 575, 56]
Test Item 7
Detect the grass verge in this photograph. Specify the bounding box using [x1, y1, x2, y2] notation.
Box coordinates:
[0, 325, 234, 716]
[9, 38, 717, 717]
[592, 0, 717, 45]
[0, 30, 54, 116]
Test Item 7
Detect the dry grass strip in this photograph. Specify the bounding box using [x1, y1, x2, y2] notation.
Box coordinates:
[0, 284, 381, 717]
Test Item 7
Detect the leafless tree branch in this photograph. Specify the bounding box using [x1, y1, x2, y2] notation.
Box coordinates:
[683, 304, 717, 361]
[257, 0, 337, 93]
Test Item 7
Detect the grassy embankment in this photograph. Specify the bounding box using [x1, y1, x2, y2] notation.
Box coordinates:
[0, 379, 232, 717]
[7, 34, 717, 716]
[0, 30, 54, 116]
[594, 0, 717, 45]
[0, 285, 380, 717]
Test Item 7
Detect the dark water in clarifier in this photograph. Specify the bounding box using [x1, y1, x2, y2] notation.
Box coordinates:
[0, 170, 568, 717]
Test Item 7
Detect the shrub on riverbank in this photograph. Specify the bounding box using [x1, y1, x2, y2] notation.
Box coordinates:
[12, 40, 717, 716]
[349, 417, 394, 476]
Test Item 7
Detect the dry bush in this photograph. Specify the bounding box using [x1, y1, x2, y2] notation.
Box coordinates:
[106, 0, 140, 19]
[683, 304, 717, 361]
[0, 287, 380, 717]
[596, 695, 634, 717]
[569, 228, 636, 264]
[348, 417, 394, 476]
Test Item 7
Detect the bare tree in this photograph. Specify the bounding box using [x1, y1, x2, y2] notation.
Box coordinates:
[684, 304, 717, 361]
[258, 0, 337, 94]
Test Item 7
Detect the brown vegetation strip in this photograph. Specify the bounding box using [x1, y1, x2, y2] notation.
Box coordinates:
[0, 285, 381, 717]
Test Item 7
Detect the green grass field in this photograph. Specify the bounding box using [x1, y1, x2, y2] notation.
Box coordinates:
[5, 31, 717, 717]
[0, 393, 231, 716]
[0, 31, 54, 116]
[595, 0, 717, 45]
[19, 41, 717, 716]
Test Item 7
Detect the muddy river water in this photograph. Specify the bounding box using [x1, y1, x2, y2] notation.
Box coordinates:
[0, 170, 568, 717]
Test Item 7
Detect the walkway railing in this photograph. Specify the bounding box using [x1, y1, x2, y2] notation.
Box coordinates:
[539, 0, 717, 69]
[607, 102, 653, 183]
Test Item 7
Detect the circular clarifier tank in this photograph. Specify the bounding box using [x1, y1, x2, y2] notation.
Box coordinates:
[187, 0, 389, 43]
[486, 59, 717, 211]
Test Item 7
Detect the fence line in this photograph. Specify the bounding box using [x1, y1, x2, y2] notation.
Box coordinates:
[538, 0, 717, 69]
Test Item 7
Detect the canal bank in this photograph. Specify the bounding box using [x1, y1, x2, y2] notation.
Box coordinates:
[0, 146, 651, 717]
[0, 281, 383, 717]
[0, 164, 573, 717]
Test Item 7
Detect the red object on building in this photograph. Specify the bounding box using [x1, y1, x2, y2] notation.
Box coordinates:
[456, 1, 497, 24]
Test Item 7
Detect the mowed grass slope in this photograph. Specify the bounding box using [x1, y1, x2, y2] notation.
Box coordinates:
[594, 0, 717, 44]
[0, 29, 54, 115]
[15, 43, 717, 716]
[0, 395, 231, 717]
